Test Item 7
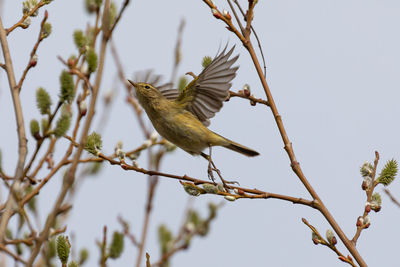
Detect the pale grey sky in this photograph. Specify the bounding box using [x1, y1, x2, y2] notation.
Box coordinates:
[1, 0, 400, 266]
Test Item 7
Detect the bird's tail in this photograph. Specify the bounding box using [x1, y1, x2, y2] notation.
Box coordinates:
[224, 141, 260, 157]
[218, 135, 259, 157]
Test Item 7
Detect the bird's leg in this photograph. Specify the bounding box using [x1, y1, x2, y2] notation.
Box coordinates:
[201, 147, 239, 190]
[200, 147, 216, 183]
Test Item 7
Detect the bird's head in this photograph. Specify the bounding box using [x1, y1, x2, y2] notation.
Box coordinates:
[127, 80, 162, 107]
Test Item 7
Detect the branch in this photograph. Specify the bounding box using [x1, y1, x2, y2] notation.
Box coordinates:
[383, 188, 400, 208]
[16, 10, 49, 92]
[202, 2, 367, 266]
[0, 16, 28, 242]
[6, 0, 47, 35]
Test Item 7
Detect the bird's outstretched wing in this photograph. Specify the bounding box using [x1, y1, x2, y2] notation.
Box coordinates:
[175, 45, 239, 126]
[132, 70, 179, 100]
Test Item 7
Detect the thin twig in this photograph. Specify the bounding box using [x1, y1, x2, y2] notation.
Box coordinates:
[228, 90, 269, 106]
[384, 188, 400, 208]
[6, 0, 46, 35]
[17, 10, 49, 92]
[232, 0, 267, 77]
[351, 151, 380, 245]
[302, 218, 357, 267]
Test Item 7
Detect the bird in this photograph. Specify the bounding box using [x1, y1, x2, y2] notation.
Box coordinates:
[128, 45, 259, 182]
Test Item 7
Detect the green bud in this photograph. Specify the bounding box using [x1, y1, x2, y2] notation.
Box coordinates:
[73, 30, 87, 50]
[202, 183, 218, 194]
[183, 183, 201, 196]
[54, 112, 71, 138]
[41, 22, 52, 39]
[86, 48, 98, 73]
[41, 118, 49, 135]
[30, 119, 40, 140]
[36, 87, 52, 114]
[158, 224, 172, 254]
[188, 210, 201, 227]
[377, 159, 398, 186]
[202, 56, 212, 68]
[79, 248, 89, 264]
[177, 76, 188, 91]
[84, 132, 102, 156]
[56, 235, 70, 265]
[108, 231, 124, 259]
[59, 70, 75, 103]
[68, 262, 79, 267]
[208, 202, 217, 220]
[371, 192, 382, 206]
[47, 238, 57, 259]
[89, 162, 103, 175]
[360, 161, 373, 177]
[85, 0, 98, 13]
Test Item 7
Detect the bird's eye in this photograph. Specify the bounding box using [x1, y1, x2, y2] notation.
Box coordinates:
[145, 85, 150, 89]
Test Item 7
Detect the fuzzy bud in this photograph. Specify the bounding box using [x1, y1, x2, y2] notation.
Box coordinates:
[54, 110, 72, 138]
[36, 87, 52, 115]
[377, 159, 398, 186]
[202, 183, 219, 194]
[21, 17, 31, 29]
[178, 76, 188, 91]
[212, 8, 222, 19]
[222, 9, 231, 20]
[30, 119, 41, 140]
[365, 202, 371, 213]
[356, 216, 363, 227]
[202, 56, 213, 69]
[79, 99, 87, 116]
[143, 139, 152, 148]
[41, 22, 52, 39]
[183, 183, 201, 196]
[360, 161, 373, 177]
[326, 230, 337, 245]
[84, 132, 102, 156]
[242, 84, 251, 97]
[73, 29, 87, 50]
[150, 131, 159, 143]
[56, 235, 70, 265]
[59, 70, 75, 103]
[312, 232, 320, 245]
[224, 195, 236, 201]
[108, 231, 124, 259]
[86, 48, 98, 73]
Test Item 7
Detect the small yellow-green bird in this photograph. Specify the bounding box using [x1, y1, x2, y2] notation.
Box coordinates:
[128, 45, 259, 164]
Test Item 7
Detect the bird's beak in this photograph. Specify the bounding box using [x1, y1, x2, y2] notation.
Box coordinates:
[127, 79, 136, 87]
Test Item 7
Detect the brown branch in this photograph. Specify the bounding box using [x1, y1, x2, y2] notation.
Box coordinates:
[6, 1, 46, 35]
[109, 0, 130, 35]
[383, 188, 400, 208]
[118, 215, 139, 247]
[110, 40, 150, 138]
[26, 0, 118, 264]
[202, 2, 367, 266]
[228, 90, 269, 106]
[170, 19, 185, 84]
[0, 16, 28, 242]
[135, 149, 164, 267]
[0, 243, 27, 264]
[16, 10, 49, 92]
[96, 153, 316, 206]
[302, 218, 357, 267]
[351, 151, 379, 245]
